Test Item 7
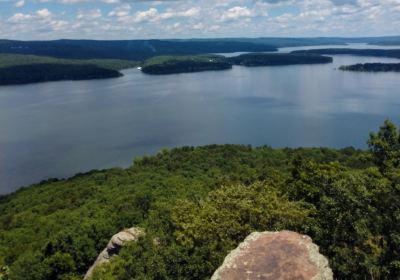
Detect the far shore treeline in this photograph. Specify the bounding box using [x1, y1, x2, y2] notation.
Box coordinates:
[0, 53, 334, 85]
[1, 39, 400, 85]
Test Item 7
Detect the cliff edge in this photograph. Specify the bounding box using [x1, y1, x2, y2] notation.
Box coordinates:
[211, 231, 333, 280]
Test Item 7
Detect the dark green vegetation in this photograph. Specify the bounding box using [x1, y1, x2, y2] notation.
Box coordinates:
[141, 55, 232, 75]
[2, 37, 400, 61]
[292, 48, 400, 59]
[0, 54, 138, 71]
[230, 53, 333, 66]
[1, 121, 400, 279]
[141, 53, 333, 75]
[0, 64, 122, 85]
[1, 38, 399, 84]
[0, 54, 138, 85]
[0, 40, 277, 60]
[340, 63, 400, 72]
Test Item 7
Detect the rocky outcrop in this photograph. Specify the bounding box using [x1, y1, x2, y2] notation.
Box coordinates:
[84, 227, 144, 279]
[211, 231, 333, 280]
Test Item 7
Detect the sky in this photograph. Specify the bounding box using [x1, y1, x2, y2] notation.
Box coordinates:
[0, 0, 399, 40]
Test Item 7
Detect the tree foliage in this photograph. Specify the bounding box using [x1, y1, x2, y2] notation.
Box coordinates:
[1, 121, 400, 279]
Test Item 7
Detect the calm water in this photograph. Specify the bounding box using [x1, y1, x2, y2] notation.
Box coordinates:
[1, 45, 400, 193]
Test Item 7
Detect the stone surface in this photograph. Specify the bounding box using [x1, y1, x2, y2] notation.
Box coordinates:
[84, 227, 144, 279]
[211, 231, 333, 280]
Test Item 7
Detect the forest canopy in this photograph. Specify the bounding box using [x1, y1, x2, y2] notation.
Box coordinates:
[0, 121, 400, 280]
[141, 53, 333, 75]
[0, 64, 122, 85]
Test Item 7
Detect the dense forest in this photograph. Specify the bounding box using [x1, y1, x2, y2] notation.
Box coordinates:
[0, 54, 139, 85]
[1, 37, 400, 61]
[340, 63, 400, 72]
[1, 121, 400, 280]
[292, 48, 400, 59]
[141, 53, 333, 75]
[0, 64, 122, 85]
[0, 54, 138, 71]
[0, 40, 277, 61]
[229, 53, 333, 66]
[141, 55, 232, 75]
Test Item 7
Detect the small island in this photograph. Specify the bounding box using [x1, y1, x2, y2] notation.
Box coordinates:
[141, 55, 232, 75]
[141, 53, 333, 75]
[339, 63, 400, 72]
[229, 53, 333, 66]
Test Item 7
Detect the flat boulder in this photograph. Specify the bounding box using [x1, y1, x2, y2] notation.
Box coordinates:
[84, 227, 144, 279]
[211, 231, 333, 280]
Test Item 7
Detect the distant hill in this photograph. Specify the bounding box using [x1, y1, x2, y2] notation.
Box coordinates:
[0, 39, 277, 61]
[174, 36, 400, 47]
[0, 54, 138, 85]
[292, 48, 400, 59]
[0, 53, 138, 71]
[1, 37, 400, 61]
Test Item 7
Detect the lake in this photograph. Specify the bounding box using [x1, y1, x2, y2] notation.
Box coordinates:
[1, 45, 400, 194]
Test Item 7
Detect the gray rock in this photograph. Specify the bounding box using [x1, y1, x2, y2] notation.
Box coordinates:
[84, 227, 144, 279]
[211, 231, 333, 280]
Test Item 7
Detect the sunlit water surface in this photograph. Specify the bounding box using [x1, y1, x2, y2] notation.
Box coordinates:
[1, 44, 400, 193]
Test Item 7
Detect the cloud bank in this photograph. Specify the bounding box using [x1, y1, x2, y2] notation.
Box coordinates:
[0, 0, 399, 39]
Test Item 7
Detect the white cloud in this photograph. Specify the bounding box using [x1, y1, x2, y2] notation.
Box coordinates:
[1, 0, 400, 39]
[36, 8, 52, 18]
[15, 0, 25, 8]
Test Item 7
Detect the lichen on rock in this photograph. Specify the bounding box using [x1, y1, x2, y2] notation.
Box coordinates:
[211, 231, 333, 280]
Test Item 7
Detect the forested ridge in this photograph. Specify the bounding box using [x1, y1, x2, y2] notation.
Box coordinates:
[292, 48, 400, 59]
[0, 64, 122, 85]
[1, 121, 400, 280]
[1, 37, 400, 60]
[0, 40, 277, 61]
[0, 54, 139, 86]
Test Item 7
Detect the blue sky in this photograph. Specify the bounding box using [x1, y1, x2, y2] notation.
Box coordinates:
[0, 0, 399, 40]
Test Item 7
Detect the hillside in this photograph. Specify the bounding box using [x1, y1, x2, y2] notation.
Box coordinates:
[0, 54, 138, 71]
[2, 37, 400, 61]
[1, 120, 400, 280]
[0, 40, 277, 60]
[0, 64, 122, 85]
[0, 54, 137, 85]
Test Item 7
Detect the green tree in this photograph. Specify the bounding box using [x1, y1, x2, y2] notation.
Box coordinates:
[368, 119, 400, 174]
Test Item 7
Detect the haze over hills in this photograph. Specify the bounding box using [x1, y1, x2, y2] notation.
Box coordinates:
[1, 36, 400, 60]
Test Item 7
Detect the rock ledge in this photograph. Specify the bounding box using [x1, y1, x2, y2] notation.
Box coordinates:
[84, 227, 144, 279]
[211, 231, 333, 280]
